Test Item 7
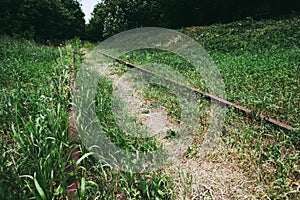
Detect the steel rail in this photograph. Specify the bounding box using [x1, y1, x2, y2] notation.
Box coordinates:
[100, 52, 294, 131]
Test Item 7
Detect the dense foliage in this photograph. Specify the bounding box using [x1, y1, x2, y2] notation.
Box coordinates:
[160, 0, 300, 28]
[86, 0, 164, 41]
[1, 0, 299, 42]
[0, 0, 85, 42]
[87, 0, 300, 40]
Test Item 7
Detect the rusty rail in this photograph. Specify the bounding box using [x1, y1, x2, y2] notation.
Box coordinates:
[100, 52, 294, 131]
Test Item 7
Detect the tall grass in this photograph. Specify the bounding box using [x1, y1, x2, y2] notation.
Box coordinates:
[0, 37, 175, 199]
[111, 14, 300, 199]
[79, 76, 175, 199]
[0, 37, 80, 199]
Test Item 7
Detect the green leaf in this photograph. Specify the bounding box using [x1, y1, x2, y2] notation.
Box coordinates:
[80, 177, 86, 196]
[34, 173, 47, 200]
[76, 152, 95, 167]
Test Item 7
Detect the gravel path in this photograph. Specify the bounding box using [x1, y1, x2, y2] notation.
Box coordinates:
[96, 60, 264, 199]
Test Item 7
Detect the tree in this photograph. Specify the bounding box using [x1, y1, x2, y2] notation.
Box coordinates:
[88, 0, 165, 41]
[86, 2, 106, 41]
[159, 0, 300, 28]
[0, 0, 23, 36]
[0, 0, 85, 42]
[103, 5, 128, 38]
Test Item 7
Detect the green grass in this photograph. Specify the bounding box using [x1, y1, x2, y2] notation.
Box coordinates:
[110, 14, 300, 199]
[0, 37, 73, 199]
[0, 37, 175, 199]
[184, 14, 299, 127]
[95, 76, 161, 153]
[223, 109, 300, 199]
[81, 76, 175, 199]
[1, 13, 299, 199]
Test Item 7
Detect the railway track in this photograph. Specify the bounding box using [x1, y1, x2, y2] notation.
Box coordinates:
[66, 49, 295, 197]
[100, 52, 295, 131]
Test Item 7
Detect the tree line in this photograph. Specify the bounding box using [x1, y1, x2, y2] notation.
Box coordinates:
[1, 0, 299, 43]
[0, 0, 85, 43]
